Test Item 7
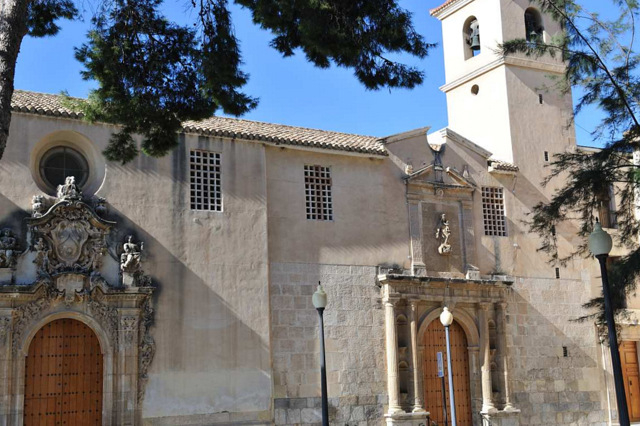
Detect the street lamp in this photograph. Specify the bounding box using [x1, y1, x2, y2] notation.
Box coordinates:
[440, 307, 457, 426]
[312, 283, 329, 426]
[589, 220, 630, 426]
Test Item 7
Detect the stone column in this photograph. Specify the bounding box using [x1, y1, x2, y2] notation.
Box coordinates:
[385, 300, 403, 414]
[409, 301, 425, 412]
[496, 302, 516, 411]
[479, 303, 496, 413]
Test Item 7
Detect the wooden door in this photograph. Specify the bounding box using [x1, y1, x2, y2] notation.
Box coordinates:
[24, 318, 103, 426]
[422, 319, 472, 426]
[621, 341, 640, 421]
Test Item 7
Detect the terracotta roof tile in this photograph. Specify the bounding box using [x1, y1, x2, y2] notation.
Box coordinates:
[11, 90, 386, 156]
[430, 0, 464, 16]
[488, 160, 519, 173]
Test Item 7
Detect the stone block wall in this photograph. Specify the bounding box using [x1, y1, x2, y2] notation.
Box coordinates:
[507, 277, 607, 425]
[270, 263, 387, 425]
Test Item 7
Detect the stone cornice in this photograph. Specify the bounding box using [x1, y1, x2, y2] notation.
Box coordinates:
[440, 56, 566, 94]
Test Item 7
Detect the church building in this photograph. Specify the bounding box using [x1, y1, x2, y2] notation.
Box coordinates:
[0, 0, 630, 425]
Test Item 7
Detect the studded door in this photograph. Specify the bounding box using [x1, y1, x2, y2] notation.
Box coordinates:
[24, 318, 103, 425]
[422, 319, 472, 426]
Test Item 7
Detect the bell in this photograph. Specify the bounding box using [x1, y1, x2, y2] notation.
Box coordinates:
[529, 29, 540, 42]
[470, 33, 481, 50]
[468, 20, 480, 51]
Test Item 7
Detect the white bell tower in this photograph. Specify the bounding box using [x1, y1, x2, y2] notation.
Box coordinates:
[431, 0, 576, 167]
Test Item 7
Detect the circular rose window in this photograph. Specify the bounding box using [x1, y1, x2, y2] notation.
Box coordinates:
[39, 146, 89, 191]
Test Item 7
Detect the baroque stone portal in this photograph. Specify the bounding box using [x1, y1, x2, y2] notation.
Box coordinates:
[0, 177, 156, 425]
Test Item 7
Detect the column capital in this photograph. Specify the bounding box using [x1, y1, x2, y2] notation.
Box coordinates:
[478, 302, 493, 311]
[497, 301, 508, 310]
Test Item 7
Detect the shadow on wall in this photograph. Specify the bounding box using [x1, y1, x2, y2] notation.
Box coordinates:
[507, 285, 604, 425]
[105, 205, 272, 419]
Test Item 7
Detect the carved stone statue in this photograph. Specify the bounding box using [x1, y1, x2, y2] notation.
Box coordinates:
[32, 195, 46, 218]
[435, 213, 452, 255]
[33, 238, 51, 275]
[56, 176, 82, 201]
[0, 229, 18, 268]
[94, 197, 107, 216]
[121, 235, 144, 273]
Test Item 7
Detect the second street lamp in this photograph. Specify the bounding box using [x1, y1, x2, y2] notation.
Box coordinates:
[589, 220, 630, 426]
[312, 283, 329, 426]
[440, 307, 457, 426]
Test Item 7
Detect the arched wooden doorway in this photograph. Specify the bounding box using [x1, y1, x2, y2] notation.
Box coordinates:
[24, 318, 103, 425]
[422, 319, 472, 426]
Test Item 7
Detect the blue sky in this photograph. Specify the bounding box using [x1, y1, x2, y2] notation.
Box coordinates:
[14, 0, 599, 146]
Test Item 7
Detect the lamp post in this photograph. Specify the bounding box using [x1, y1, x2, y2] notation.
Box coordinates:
[312, 283, 329, 426]
[440, 307, 457, 426]
[589, 220, 630, 426]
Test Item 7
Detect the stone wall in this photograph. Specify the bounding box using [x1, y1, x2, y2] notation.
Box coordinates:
[270, 263, 387, 425]
[508, 277, 607, 425]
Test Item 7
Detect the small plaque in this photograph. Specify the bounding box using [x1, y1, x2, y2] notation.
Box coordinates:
[437, 352, 444, 378]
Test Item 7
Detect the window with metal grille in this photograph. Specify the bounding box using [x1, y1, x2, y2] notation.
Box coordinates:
[482, 187, 507, 236]
[190, 150, 222, 211]
[304, 165, 333, 221]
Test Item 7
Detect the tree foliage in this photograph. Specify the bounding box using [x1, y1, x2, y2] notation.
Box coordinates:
[1, 0, 434, 163]
[501, 0, 640, 324]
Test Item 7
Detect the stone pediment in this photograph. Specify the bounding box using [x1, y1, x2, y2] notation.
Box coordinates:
[405, 164, 475, 190]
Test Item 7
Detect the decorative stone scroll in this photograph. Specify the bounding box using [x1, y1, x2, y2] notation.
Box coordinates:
[27, 178, 114, 277]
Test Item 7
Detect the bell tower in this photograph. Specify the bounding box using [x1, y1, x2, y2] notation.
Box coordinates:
[431, 0, 576, 166]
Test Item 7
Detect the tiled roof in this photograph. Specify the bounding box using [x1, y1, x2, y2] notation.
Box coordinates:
[488, 160, 519, 173]
[10, 90, 386, 156]
[429, 0, 464, 16]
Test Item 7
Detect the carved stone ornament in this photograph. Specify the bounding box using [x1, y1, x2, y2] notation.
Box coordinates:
[0, 228, 19, 269]
[435, 213, 452, 255]
[56, 176, 82, 201]
[138, 297, 155, 403]
[32, 195, 46, 218]
[28, 188, 115, 277]
[121, 236, 144, 274]
[121, 316, 138, 348]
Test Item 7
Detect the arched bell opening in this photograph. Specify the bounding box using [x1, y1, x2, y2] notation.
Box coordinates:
[421, 318, 473, 426]
[23, 318, 105, 425]
[525, 8, 544, 42]
[463, 16, 481, 59]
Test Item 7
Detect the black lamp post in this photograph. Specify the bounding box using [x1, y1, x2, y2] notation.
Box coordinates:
[589, 220, 630, 426]
[312, 283, 329, 426]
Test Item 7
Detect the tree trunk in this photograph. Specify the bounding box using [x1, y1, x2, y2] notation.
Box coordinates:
[0, 0, 30, 161]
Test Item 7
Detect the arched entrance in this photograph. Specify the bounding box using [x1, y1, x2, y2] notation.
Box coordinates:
[24, 318, 103, 425]
[422, 319, 472, 426]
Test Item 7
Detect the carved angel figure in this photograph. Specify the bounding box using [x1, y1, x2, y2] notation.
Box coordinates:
[56, 176, 82, 201]
[33, 238, 51, 274]
[121, 235, 144, 273]
[0, 229, 18, 268]
[435, 213, 452, 255]
[32, 195, 46, 217]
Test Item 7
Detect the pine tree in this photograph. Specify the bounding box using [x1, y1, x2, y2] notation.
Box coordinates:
[501, 0, 640, 323]
[0, 0, 433, 163]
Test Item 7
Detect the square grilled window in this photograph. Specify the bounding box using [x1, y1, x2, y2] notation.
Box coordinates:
[190, 150, 222, 211]
[304, 165, 333, 221]
[482, 187, 507, 236]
